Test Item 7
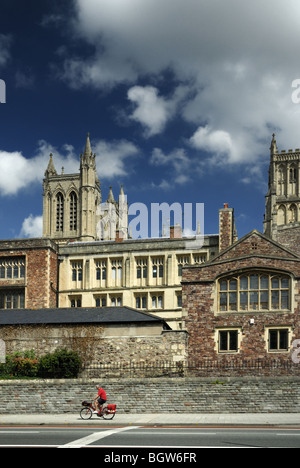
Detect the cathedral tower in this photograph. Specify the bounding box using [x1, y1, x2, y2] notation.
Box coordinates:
[264, 134, 300, 254]
[43, 134, 101, 242]
[42, 134, 127, 243]
[79, 134, 101, 241]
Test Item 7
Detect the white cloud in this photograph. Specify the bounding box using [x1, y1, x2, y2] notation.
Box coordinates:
[127, 86, 171, 137]
[0, 151, 32, 195]
[150, 147, 190, 186]
[19, 214, 43, 238]
[93, 139, 139, 178]
[0, 141, 79, 196]
[190, 126, 236, 163]
[56, 0, 300, 171]
[0, 136, 139, 197]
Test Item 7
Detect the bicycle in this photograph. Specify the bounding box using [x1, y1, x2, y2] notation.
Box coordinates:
[80, 400, 117, 420]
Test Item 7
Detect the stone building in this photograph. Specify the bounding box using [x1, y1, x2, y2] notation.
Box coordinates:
[183, 229, 300, 363]
[0, 306, 189, 366]
[183, 135, 300, 368]
[0, 238, 58, 311]
[264, 133, 300, 255]
[41, 134, 219, 330]
[57, 233, 219, 330]
[3, 132, 300, 371]
[0, 131, 219, 338]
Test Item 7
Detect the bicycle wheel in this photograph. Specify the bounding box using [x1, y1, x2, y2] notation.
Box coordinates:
[101, 407, 115, 420]
[80, 407, 93, 420]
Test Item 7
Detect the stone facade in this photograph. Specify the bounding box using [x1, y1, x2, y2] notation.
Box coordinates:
[264, 133, 300, 255]
[57, 234, 219, 329]
[183, 229, 300, 368]
[0, 239, 58, 310]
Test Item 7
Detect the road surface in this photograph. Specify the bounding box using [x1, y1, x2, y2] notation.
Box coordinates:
[0, 425, 300, 450]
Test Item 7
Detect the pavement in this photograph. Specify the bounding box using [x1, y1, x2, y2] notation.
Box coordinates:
[0, 413, 300, 427]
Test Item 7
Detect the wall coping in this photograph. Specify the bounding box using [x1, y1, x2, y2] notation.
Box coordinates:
[1, 375, 300, 386]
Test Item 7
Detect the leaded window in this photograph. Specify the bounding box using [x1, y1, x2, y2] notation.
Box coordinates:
[218, 272, 290, 312]
[0, 289, 25, 309]
[0, 257, 25, 280]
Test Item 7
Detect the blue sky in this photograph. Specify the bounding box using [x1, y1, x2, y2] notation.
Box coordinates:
[1, 0, 300, 240]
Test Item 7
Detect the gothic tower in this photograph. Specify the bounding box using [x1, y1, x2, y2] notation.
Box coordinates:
[42, 134, 128, 243]
[43, 134, 101, 242]
[79, 134, 101, 241]
[264, 134, 300, 254]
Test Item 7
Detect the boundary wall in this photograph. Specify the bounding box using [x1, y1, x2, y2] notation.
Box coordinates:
[1, 377, 300, 414]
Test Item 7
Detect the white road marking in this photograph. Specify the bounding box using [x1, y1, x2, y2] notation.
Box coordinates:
[58, 426, 140, 448]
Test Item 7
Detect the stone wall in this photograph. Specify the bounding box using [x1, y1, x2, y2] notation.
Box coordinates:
[1, 377, 300, 414]
[0, 324, 187, 367]
[274, 225, 300, 257]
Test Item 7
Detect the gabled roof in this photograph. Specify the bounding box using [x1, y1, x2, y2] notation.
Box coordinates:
[0, 307, 171, 329]
[209, 229, 300, 265]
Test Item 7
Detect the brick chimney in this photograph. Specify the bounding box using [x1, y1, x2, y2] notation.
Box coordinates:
[219, 203, 237, 252]
[115, 230, 123, 243]
[170, 224, 182, 239]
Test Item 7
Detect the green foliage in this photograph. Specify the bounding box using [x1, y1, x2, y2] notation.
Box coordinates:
[0, 348, 81, 379]
[37, 348, 81, 379]
[0, 350, 38, 378]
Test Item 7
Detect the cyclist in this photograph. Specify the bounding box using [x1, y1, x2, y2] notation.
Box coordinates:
[93, 386, 107, 414]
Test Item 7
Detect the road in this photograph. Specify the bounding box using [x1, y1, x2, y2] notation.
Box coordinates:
[0, 425, 300, 449]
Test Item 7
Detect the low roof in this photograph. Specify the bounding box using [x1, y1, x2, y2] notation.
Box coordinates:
[0, 307, 171, 328]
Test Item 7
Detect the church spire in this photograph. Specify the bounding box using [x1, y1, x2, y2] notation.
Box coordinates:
[270, 133, 278, 155]
[84, 132, 92, 158]
[44, 153, 57, 178]
[81, 132, 96, 170]
[107, 185, 115, 203]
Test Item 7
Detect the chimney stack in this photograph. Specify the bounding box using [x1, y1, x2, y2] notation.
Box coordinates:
[115, 230, 124, 243]
[219, 203, 237, 252]
[170, 224, 182, 239]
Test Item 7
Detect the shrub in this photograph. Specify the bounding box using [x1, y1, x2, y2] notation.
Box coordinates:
[37, 348, 81, 379]
[0, 348, 81, 379]
[0, 351, 38, 378]
[11, 357, 38, 377]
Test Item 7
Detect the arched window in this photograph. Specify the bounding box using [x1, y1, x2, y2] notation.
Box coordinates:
[56, 192, 64, 232]
[69, 191, 77, 231]
[277, 166, 285, 196]
[289, 164, 298, 195]
[289, 204, 297, 224]
[218, 271, 290, 312]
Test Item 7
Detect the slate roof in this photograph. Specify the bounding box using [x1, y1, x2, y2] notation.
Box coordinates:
[0, 307, 171, 329]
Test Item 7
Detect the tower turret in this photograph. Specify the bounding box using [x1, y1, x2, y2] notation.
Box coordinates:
[80, 133, 101, 241]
